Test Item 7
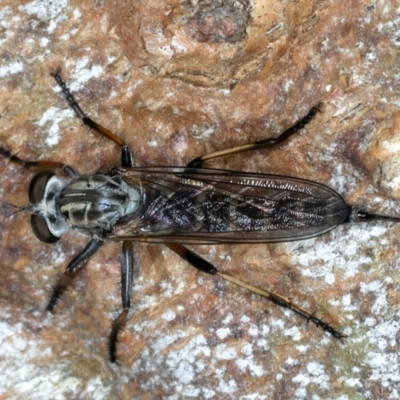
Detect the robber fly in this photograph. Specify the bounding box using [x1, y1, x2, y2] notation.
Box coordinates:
[1, 73, 398, 363]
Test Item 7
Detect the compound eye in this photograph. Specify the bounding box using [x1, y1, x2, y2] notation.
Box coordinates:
[29, 170, 55, 204]
[30, 214, 60, 243]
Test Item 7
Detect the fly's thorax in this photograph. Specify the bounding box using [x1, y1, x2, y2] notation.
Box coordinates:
[58, 174, 140, 232]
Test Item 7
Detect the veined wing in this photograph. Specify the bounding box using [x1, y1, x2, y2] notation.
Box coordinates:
[111, 167, 349, 244]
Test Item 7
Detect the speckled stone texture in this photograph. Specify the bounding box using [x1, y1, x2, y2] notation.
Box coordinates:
[1, 0, 400, 399]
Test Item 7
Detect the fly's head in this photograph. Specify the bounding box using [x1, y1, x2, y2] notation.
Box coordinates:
[28, 170, 71, 243]
[17, 171, 141, 243]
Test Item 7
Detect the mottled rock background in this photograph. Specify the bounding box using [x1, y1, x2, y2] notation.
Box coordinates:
[1, 0, 400, 398]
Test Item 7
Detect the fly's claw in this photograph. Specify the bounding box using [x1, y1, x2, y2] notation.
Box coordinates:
[307, 312, 346, 340]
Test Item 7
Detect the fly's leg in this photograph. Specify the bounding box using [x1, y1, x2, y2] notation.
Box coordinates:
[47, 239, 103, 312]
[219, 273, 346, 339]
[0, 147, 78, 177]
[166, 243, 346, 340]
[109, 241, 134, 363]
[187, 103, 322, 168]
[51, 72, 133, 168]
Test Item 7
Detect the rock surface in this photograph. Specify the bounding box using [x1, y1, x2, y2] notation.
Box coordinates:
[1, 0, 400, 398]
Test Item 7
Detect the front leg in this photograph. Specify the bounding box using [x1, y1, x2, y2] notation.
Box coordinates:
[0, 147, 79, 177]
[51, 72, 133, 168]
[47, 239, 103, 312]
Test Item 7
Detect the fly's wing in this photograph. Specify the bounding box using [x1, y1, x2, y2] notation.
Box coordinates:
[115, 167, 349, 244]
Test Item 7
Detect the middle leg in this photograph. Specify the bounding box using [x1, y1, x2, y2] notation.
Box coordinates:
[109, 240, 134, 363]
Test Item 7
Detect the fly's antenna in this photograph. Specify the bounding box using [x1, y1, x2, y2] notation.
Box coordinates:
[0, 199, 29, 224]
[0, 146, 32, 222]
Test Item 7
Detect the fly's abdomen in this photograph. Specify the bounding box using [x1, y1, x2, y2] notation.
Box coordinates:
[122, 168, 350, 244]
[59, 174, 140, 232]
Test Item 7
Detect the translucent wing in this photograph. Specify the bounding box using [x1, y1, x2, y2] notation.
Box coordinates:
[111, 167, 349, 244]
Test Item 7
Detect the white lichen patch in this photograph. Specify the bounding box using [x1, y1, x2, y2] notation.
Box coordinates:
[285, 223, 388, 281]
[292, 362, 330, 393]
[374, 155, 400, 199]
[67, 59, 105, 92]
[19, 0, 69, 34]
[0, 307, 113, 399]
[0, 60, 24, 78]
[161, 309, 176, 322]
[34, 106, 74, 146]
